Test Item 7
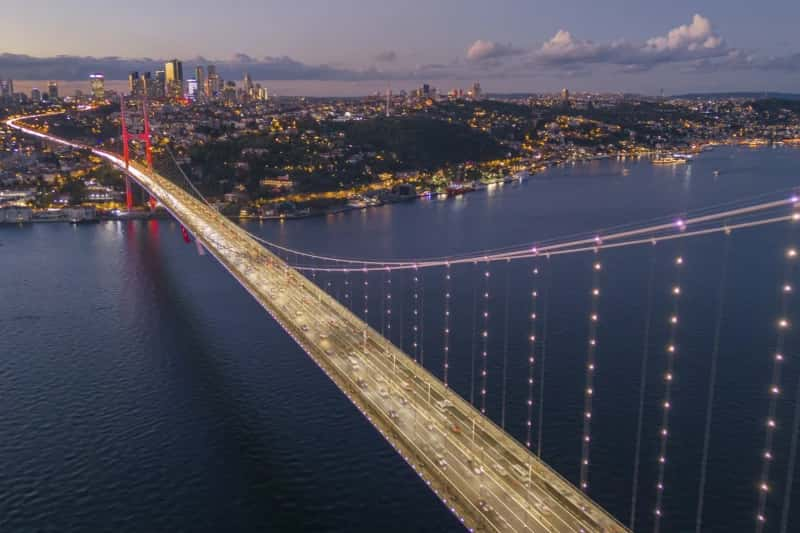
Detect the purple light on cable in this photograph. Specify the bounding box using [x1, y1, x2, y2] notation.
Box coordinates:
[792, 194, 799, 203]
[675, 218, 686, 230]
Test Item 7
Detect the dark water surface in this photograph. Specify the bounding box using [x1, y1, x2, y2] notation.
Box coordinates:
[2, 146, 800, 532]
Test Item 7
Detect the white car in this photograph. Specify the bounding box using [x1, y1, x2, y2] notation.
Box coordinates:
[511, 463, 529, 481]
[435, 399, 454, 411]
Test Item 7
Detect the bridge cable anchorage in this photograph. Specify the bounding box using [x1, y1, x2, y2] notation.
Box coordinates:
[695, 231, 731, 533]
[653, 252, 685, 533]
[525, 260, 541, 448]
[779, 375, 800, 533]
[480, 260, 492, 415]
[469, 261, 479, 406]
[500, 259, 512, 429]
[537, 254, 552, 458]
[755, 214, 798, 532]
[580, 247, 603, 494]
[630, 240, 658, 531]
[443, 263, 452, 388]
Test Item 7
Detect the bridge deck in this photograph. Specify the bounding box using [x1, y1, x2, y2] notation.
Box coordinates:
[10, 115, 631, 533]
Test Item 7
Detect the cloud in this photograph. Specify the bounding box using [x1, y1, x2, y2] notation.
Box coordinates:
[645, 14, 722, 52]
[466, 40, 524, 62]
[531, 14, 727, 71]
[374, 51, 397, 63]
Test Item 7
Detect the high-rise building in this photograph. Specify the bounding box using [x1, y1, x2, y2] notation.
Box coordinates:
[471, 81, 482, 100]
[257, 85, 269, 101]
[165, 59, 183, 98]
[89, 73, 105, 100]
[140, 72, 152, 97]
[31, 88, 42, 103]
[154, 70, 166, 98]
[0, 79, 12, 103]
[205, 65, 220, 98]
[128, 71, 142, 96]
[47, 81, 59, 101]
[561, 88, 570, 105]
[195, 66, 205, 95]
[186, 78, 199, 100]
[243, 72, 254, 97]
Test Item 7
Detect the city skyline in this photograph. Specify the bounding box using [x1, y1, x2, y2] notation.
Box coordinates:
[1, 1, 799, 94]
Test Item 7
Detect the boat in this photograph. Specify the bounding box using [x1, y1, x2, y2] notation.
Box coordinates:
[652, 156, 688, 165]
[446, 183, 475, 197]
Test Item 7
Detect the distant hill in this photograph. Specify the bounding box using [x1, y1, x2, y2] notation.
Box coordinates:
[673, 92, 800, 101]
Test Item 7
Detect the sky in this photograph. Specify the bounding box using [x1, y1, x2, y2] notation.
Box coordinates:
[1, 0, 799, 95]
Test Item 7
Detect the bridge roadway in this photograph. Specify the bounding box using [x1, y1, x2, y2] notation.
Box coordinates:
[9, 114, 630, 533]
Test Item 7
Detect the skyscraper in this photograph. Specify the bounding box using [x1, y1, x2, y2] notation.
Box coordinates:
[47, 81, 59, 101]
[89, 73, 105, 101]
[471, 82, 482, 100]
[128, 71, 142, 96]
[154, 70, 166, 98]
[165, 59, 183, 98]
[186, 78, 199, 100]
[141, 72, 152, 97]
[206, 65, 220, 98]
[31, 88, 41, 103]
[195, 66, 205, 97]
[0, 79, 13, 103]
[243, 72, 254, 96]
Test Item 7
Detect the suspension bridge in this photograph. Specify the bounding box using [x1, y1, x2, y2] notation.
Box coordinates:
[7, 108, 800, 533]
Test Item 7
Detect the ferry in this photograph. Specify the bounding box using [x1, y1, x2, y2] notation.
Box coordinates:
[739, 139, 769, 148]
[651, 156, 688, 166]
[446, 183, 474, 197]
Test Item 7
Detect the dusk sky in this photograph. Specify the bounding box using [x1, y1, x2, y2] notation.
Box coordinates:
[2, 0, 800, 95]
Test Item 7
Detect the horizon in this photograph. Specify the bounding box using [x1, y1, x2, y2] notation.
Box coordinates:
[8, 79, 800, 99]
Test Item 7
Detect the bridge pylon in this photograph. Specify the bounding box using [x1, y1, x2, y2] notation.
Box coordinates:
[120, 95, 154, 210]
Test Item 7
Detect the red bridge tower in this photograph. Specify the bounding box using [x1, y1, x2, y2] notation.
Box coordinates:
[119, 96, 153, 210]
